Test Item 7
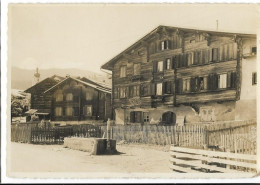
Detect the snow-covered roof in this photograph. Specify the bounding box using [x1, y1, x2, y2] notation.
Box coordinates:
[44, 76, 111, 94]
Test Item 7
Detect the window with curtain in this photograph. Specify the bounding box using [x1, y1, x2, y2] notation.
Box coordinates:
[120, 66, 126, 78]
[56, 93, 63, 102]
[133, 63, 141, 75]
[55, 107, 62, 116]
[65, 107, 73, 116]
[85, 105, 92, 116]
[66, 93, 73, 101]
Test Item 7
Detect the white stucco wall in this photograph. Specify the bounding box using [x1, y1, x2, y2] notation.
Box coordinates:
[235, 38, 257, 120]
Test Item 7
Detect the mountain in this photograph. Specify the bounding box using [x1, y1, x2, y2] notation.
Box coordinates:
[11, 67, 111, 90]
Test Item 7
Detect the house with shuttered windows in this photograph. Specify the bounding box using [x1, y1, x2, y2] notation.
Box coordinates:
[42, 76, 112, 123]
[101, 25, 257, 125]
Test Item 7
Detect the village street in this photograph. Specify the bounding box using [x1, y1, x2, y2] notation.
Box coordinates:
[10, 142, 172, 174]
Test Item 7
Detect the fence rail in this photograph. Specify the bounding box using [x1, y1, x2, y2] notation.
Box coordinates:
[101, 120, 256, 154]
[11, 123, 102, 144]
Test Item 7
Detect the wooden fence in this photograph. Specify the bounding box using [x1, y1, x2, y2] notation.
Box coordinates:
[101, 120, 257, 154]
[101, 124, 206, 148]
[31, 127, 73, 144]
[11, 123, 102, 144]
[206, 120, 256, 154]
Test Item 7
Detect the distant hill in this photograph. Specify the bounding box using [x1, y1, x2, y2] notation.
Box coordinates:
[11, 67, 111, 90]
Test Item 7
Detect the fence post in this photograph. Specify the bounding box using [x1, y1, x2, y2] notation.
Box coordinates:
[205, 127, 209, 148]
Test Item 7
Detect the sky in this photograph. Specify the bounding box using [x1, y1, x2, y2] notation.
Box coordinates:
[8, 4, 260, 73]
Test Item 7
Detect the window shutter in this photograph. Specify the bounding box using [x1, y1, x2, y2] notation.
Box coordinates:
[150, 83, 156, 95]
[198, 51, 202, 64]
[179, 79, 183, 94]
[194, 51, 198, 64]
[207, 75, 212, 90]
[179, 54, 183, 67]
[231, 72, 237, 88]
[162, 82, 165, 95]
[168, 40, 172, 49]
[213, 74, 219, 90]
[184, 53, 188, 67]
[212, 48, 218, 62]
[227, 72, 231, 88]
[153, 61, 158, 72]
[190, 78, 195, 92]
[208, 49, 212, 62]
[130, 112, 135, 123]
[233, 43, 238, 60]
[164, 59, 167, 70]
[176, 55, 180, 68]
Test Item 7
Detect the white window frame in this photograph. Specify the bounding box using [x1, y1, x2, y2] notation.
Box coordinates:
[157, 61, 163, 72]
[218, 74, 227, 89]
[156, 83, 163, 95]
[85, 105, 92, 116]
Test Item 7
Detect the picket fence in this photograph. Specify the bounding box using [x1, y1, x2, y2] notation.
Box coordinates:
[11, 123, 102, 144]
[101, 120, 256, 154]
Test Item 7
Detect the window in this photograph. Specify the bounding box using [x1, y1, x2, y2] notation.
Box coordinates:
[252, 47, 257, 54]
[188, 52, 194, 66]
[86, 92, 92, 100]
[176, 78, 183, 94]
[166, 58, 171, 70]
[157, 61, 163, 72]
[84, 105, 92, 116]
[120, 66, 126, 78]
[66, 93, 73, 101]
[252, 72, 257, 85]
[218, 74, 227, 89]
[65, 107, 73, 116]
[114, 87, 119, 99]
[141, 84, 150, 96]
[164, 81, 172, 94]
[133, 63, 141, 75]
[227, 72, 237, 88]
[156, 83, 163, 95]
[130, 111, 142, 123]
[120, 87, 127, 98]
[74, 107, 79, 116]
[183, 79, 190, 92]
[212, 48, 218, 62]
[74, 96, 79, 102]
[56, 93, 63, 102]
[55, 107, 62, 116]
[143, 112, 150, 123]
[161, 40, 168, 50]
[129, 85, 140, 97]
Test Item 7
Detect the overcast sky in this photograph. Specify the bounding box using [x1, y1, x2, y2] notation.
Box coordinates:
[8, 4, 260, 73]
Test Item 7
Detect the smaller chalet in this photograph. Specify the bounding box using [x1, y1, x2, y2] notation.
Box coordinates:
[24, 75, 65, 120]
[43, 76, 112, 122]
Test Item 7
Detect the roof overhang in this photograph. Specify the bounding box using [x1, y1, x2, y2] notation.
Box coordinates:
[101, 25, 256, 71]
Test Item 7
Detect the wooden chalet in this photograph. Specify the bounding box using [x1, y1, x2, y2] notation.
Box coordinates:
[43, 76, 112, 122]
[101, 25, 257, 125]
[24, 75, 65, 120]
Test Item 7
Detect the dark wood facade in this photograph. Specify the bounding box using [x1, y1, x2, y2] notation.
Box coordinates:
[101, 26, 256, 123]
[44, 77, 112, 122]
[24, 75, 64, 114]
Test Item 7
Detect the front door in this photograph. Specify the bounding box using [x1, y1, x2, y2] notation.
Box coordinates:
[162, 112, 176, 125]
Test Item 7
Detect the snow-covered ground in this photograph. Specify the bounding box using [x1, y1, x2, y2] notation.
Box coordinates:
[10, 142, 172, 177]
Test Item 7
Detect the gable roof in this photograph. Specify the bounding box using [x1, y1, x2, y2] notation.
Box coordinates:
[43, 76, 111, 94]
[80, 77, 111, 90]
[101, 25, 256, 70]
[24, 75, 65, 93]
